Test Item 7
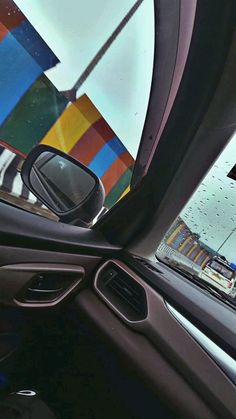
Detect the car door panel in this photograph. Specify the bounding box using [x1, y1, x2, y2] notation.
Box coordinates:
[123, 254, 236, 358]
[0, 305, 25, 390]
[0, 227, 104, 386]
[75, 258, 236, 419]
[76, 289, 217, 419]
[0, 201, 121, 310]
[0, 331, 20, 369]
[0, 203, 235, 419]
[0, 201, 117, 394]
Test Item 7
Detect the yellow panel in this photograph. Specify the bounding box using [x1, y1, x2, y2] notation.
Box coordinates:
[166, 223, 184, 246]
[201, 256, 211, 268]
[41, 96, 101, 153]
[118, 185, 130, 201]
[186, 244, 197, 257]
[194, 249, 204, 263]
[178, 235, 191, 252]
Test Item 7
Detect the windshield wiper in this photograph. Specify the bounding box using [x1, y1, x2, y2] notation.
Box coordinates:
[155, 256, 235, 308]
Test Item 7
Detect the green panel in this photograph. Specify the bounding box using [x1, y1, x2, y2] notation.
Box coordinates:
[0, 74, 68, 155]
[104, 166, 133, 208]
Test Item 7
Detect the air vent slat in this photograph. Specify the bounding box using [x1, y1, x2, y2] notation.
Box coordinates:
[112, 276, 141, 297]
[107, 281, 142, 314]
[96, 262, 147, 321]
[107, 275, 142, 298]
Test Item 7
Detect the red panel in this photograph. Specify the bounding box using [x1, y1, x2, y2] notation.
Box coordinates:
[0, 139, 26, 158]
[101, 151, 134, 195]
[0, 0, 25, 31]
[69, 116, 117, 166]
[93, 118, 115, 142]
[70, 124, 105, 166]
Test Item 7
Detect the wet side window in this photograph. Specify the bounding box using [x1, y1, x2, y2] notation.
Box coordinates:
[157, 132, 236, 302]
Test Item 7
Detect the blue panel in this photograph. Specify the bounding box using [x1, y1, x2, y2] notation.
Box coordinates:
[0, 32, 42, 125]
[108, 138, 126, 155]
[88, 138, 125, 177]
[11, 20, 59, 71]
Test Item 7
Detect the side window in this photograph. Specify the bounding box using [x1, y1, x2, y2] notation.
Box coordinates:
[157, 132, 236, 302]
[0, 0, 154, 220]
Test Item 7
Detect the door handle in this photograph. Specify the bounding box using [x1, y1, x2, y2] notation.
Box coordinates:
[28, 287, 63, 293]
[0, 263, 85, 307]
[17, 270, 84, 305]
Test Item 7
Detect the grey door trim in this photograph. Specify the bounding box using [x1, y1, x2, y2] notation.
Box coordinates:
[166, 303, 236, 386]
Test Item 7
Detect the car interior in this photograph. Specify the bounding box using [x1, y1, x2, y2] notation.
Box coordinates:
[0, 1, 236, 418]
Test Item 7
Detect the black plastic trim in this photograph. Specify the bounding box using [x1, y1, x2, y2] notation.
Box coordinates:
[0, 201, 121, 255]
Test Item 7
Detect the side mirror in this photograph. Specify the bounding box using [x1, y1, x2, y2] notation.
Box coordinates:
[21, 145, 105, 226]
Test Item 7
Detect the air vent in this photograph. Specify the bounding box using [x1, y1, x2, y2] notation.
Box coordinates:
[96, 263, 147, 321]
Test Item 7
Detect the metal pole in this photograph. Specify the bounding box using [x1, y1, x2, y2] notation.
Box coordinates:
[61, 0, 144, 101]
[216, 226, 236, 253]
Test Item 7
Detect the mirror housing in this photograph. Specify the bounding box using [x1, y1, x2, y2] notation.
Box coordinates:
[21, 145, 105, 226]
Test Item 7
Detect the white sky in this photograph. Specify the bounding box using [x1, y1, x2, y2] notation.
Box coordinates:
[15, 0, 155, 158]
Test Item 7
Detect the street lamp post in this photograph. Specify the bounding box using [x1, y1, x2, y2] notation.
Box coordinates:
[217, 226, 236, 253]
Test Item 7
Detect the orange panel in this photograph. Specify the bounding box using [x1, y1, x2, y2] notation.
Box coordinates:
[0, 22, 8, 41]
[102, 151, 134, 195]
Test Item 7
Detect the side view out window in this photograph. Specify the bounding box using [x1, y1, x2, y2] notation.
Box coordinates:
[157, 132, 236, 303]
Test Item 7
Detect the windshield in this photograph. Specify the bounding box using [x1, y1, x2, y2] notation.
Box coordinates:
[157, 131, 236, 303]
[0, 0, 154, 217]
